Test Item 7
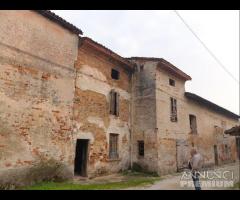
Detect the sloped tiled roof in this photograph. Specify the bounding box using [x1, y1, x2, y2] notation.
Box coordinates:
[80, 37, 135, 71]
[35, 10, 83, 35]
[128, 57, 191, 81]
[185, 92, 240, 120]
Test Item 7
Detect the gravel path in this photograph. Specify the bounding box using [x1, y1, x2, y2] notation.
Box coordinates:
[127, 162, 240, 190]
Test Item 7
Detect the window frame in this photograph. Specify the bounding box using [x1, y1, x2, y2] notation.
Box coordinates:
[170, 97, 177, 122]
[169, 78, 175, 86]
[111, 68, 120, 80]
[189, 114, 197, 134]
[138, 140, 144, 157]
[109, 133, 119, 160]
[110, 90, 119, 116]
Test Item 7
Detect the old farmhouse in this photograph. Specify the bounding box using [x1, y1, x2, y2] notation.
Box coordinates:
[0, 10, 239, 187]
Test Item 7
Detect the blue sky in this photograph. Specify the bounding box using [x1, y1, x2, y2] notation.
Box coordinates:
[54, 10, 239, 115]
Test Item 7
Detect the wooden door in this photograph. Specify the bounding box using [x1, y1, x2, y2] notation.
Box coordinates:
[176, 139, 189, 171]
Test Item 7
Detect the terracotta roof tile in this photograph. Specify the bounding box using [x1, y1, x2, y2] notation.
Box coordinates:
[128, 57, 191, 81]
[80, 37, 134, 70]
[185, 92, 240, 120]
[34, 10, 83, 35]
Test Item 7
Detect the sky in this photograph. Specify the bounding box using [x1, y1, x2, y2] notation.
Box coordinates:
[53, 10, 239, 115]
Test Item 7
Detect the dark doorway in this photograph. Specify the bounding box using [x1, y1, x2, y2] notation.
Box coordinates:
[236, 137, 240, 160]
[74, 139, 89, 176]
[214, 145, 218, 166]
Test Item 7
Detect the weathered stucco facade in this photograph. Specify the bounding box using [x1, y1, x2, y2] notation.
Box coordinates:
[0, 10, 80, 187]
[129, 57, 239, 176]
[73, 37, 133, 177]
[0, 10, 239, 188]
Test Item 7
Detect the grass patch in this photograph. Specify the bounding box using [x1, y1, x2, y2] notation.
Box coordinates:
[231, 182, 240, 190]
[121, 170, 159, 177]
[22, 177, 160, 190]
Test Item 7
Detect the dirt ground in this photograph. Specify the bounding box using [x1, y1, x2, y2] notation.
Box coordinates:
[72, 162, 239, 190]
[127, 162, 240, 190]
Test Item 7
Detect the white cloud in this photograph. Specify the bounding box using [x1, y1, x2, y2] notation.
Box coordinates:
[53, 10, 239, 114]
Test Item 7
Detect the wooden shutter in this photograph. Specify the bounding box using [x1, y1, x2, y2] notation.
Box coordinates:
[174, 99, 177, 120]
[189, 116, 193, 130]
[173, 99, 177, 113]
[116, 92, 120, 117]
[170, 98, 177, 122]
[192, 116, 197, 132]
[110, 89, 115, 114]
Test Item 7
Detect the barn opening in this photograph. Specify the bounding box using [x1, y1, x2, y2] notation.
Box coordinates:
[74, 139, 89, 176]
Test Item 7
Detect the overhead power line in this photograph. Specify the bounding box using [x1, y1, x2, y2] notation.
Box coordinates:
[174, 10, 239, 85]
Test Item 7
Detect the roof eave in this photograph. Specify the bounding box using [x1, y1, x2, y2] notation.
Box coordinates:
[185, 92, 240, 120]
[157, 61, 192, 81]
[34, 10, 83, 35]
[80, 37, 134, 72]
[127, 57, 191, 81]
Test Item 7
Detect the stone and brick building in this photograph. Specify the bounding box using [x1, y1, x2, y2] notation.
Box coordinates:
[0, 10, 239, 187]
[130, 57, 239, 175]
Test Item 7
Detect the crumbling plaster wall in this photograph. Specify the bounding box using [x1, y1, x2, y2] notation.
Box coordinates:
[131, 60, 158, 172]
[155, 66, 239, 175]
[0, 10, 79, 187]
[73, 44, 131, 177]
[184, 100, 238, 166]
[130, 59, 239, 176]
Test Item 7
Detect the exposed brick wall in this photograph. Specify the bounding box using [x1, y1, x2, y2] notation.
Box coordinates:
[0, 10, 239, 188]
[0, 11, 79, 188]
[156, 61, 239, 173]
[73, 44, 131, 177]
[131, 59, 239, 176]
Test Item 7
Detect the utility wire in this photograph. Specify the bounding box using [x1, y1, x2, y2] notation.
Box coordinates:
[174, 10, 239, 85]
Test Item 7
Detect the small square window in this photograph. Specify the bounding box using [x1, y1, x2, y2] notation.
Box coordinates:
[111, 69, 120, 80]
[169, 79, 175, 86]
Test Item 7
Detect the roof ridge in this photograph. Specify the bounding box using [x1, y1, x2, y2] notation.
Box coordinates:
[127, 56, 163, 61]
[127, 56, 191, 81]
[80, 37, 134, 70]
[35, 10, 83, 35]
[185, 92, 240, 119]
